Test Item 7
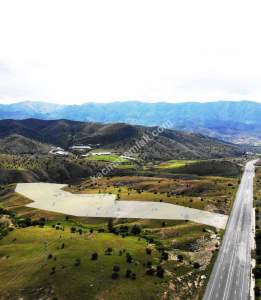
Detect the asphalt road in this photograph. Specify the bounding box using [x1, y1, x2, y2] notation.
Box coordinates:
[203, 160, 257, 300]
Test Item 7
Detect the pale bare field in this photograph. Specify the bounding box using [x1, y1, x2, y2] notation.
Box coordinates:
[15, 183, 228, 229]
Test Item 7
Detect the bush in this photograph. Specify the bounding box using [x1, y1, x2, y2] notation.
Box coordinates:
[91, 252, 98, 260]
[146, 268, 155, 276]
[156, 266, 164, 278]
[111, 272, 119, 280]
[70, 227, 76, 233]
[126, 253, 133, 263]
[253, 266, 261, 279]
[146, 248, 152, 255]
[74, 258, 81, 267]
[193, 262, 200, 269]
[177, 254, 184, 262]
[131, 224, 141, 235]
[126, 269, 132, 278]
[161, 251, 169, 261]
[113, 265, 120, 272]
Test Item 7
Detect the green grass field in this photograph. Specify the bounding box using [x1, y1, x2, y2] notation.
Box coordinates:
[0, 189, 221, 300]
[86, 154, 129, 163]
[156, 160, 199, 169]
[0, 226, 169, 300]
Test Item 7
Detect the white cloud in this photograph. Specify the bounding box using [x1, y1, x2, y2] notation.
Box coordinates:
[0, 0, 260, 104]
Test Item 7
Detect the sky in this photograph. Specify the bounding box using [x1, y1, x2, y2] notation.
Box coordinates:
[0, 0, 260, 104]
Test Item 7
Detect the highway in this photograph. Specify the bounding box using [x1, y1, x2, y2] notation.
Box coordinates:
[203, 160, 257, 300]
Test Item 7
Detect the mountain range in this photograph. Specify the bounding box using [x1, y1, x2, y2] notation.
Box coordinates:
[0, 119, 243, 160]
[0, 100, 260, 145]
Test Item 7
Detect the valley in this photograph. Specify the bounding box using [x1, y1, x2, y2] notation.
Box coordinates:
[0, 117, 258, 300]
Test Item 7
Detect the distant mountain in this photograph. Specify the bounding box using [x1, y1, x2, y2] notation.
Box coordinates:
[0, 119, 243, 160]
[0, 101, 260, 145]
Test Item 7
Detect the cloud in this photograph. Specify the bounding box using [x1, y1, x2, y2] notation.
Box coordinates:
[0, 0, 260, 104]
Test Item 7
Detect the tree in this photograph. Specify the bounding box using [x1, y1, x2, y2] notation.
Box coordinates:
[91, 252, 98, 260]
[108, 218, 114, 233]
[113, 265, 120, 272]
[70, 227, 76, 233]
[126, 269, 132, 278]
[193, 262, 200, 269]
[111, 272, 119, 279]
[161, 251, 169, 261]
[156, 266, 164, 278]
[177, 254, 183, 262]
[146, 268, 155, 276]
[126, 253, 133, 263]
[131, 224, 141, 235]
[146, 248, 152, 255]
[74, 258, 81, 267]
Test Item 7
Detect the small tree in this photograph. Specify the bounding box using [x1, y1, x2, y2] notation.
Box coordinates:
[74, 258, 81, 267]
[161, 251, 169, 261]
[91, 252, 98, 260]
[156, 266, 164, 278]
[113, 265, 120, 272]
[131, 224, 141, 235]
[177, 254, 183, 262]
[108, 219, 114, 233]
[146, 268, 155, 276]
[111, 272, 119, 280]
[126, 269, 132, 278]
[146, 248, 152, 255]
[70, 227, 76, 233]
[126, 253, 133, 263]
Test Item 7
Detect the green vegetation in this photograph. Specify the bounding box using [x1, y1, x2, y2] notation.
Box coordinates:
[156, 160, 199, 169]
[0, 187, 223, 300]
[69, 175, 239, 214]
[154, 159, 242, 177]
[86, 154, 128, 163]
[0, 156, 244, 299]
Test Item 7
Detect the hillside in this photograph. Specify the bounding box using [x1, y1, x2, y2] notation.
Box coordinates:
[0, 134, 51, 154]
[0, 119, 243, 160]
[0, 101, 260, 145]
